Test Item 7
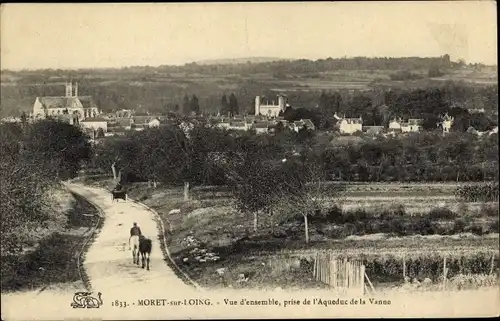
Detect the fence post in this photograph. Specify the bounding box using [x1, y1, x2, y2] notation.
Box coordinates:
[184, 181, 190, 201]
[490, 255, 495, 275]
[347, 260, 351, 290]
[320, 253, 323, 283]
[313, 252, 317, 278]
[360, 265, 366, 295]
[365, 271, 376, 293]
[327, 252, 331, 285]
[332, 258, 337, 289]
[442, 256, 447, 290]
[403, 255, 406, 280]
[344, 258, 349, 290]
[319, 253, 322, 283]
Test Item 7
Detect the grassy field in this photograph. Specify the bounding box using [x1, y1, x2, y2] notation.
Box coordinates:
[84, 178, 498, 290]
[0, 187, 101, 293]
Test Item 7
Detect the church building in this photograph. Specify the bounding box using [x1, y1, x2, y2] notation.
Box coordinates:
[32, 81, 100, 121]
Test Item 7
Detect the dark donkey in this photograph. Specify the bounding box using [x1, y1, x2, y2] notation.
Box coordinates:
[138, 234, 152, 270]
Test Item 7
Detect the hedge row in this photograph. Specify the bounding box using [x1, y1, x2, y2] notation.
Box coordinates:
[289, 206, 500, 237]
[455, 182, 499, 202]
[362, 252, 499, 284]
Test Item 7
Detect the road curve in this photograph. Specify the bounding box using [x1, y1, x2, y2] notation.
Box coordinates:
[67, 183, 193, 293]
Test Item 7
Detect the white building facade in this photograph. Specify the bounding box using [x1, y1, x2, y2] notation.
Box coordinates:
[335, 113, 363, 134]
[254, 95, 287, 117]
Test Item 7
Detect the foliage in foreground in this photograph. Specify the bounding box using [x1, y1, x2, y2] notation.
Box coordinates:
[0, 120, 92, 254]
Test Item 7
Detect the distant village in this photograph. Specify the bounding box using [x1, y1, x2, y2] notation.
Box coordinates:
[1, 81, 498, 141]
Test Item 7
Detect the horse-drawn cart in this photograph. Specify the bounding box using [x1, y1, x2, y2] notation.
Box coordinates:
[111, 186, 127, 202]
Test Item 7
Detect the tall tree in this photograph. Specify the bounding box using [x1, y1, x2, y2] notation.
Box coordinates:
[23, 119, 93, 180]
[190, 94, 200, 115]
[229, 93, 239, 116]
[182, 94, 191, 116]
[221, 94, 229, 116]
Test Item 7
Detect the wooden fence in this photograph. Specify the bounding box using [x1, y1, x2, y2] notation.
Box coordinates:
[313, 252, 373, 295]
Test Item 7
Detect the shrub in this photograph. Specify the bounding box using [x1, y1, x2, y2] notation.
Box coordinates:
[344, 223, 357, 236]
[353, 221, 367, 235]
[393, 204, 406, 217]
[488, 219, 499, 233]
[456, 202, 469, 217]
[429, 207, 457, 220]
[380, 210, 396, 221]
[389, 218, 406, 236]
[455, 182, 499, 202]
[415, 217, 434, 235]
[480, 203, 499, 217]
[324, 206, 343, 223]
[467, 224, 484, 236]
[362, 252, 498, 284]
[430, 221, 452, 235]
[453, 218, 467, 233]
[344, 209, 369, 224]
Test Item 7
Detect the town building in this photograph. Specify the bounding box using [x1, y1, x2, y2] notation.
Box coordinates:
[291, 119, 315, 132]
[363, 126, 385, 135]
[228, 120, 248, 131]
[388, 118, 423, 133]
[115, 109, 135, 118]
[131, 116, 161, 130]
[32, 81, 99, 121]
[252, 122, 270, 134]
[54, 114, 80, 125]
[388, 118, 402, 133]
[334, 113, 363, 134]
[402, 119, 423, 133]
[80, 117, 108, 133]
[0, 116, 22, 123]
[469, 108, 485, 114]
[254, 94, 287, 117]
[438, 113, 454, 134]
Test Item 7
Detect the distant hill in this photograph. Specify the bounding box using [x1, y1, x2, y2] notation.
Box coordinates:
[193, 57, 290, 65]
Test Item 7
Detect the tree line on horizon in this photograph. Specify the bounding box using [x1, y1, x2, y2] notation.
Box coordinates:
[2, 54, 474, 74]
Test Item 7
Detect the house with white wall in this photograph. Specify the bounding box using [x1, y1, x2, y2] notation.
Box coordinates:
[80, 117, 108, 133]
[438, 113, 454, 134]
[252, 122, 270, 134]
[388, 118, 402, 133]
[254, 95, 287, 117]
[334, 113, 363, 134]
[388, 118, 423, 134]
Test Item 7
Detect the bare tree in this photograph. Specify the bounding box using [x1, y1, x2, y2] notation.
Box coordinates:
[270, 160, 344, 243]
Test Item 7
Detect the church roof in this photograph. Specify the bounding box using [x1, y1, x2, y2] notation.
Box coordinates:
[37, 96, 97, 109]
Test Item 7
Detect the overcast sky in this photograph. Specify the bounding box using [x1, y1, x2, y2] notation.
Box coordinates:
[1, 2, 497, 70]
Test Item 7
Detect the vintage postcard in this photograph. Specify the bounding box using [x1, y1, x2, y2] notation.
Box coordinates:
[1, 2, 498, 320]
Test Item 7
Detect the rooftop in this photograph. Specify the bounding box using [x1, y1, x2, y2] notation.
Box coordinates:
[81, 117, 107, 122]
[37, 96, 97, 109]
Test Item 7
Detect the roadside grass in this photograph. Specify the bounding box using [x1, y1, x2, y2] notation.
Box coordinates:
[0, 188, 100, 292]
